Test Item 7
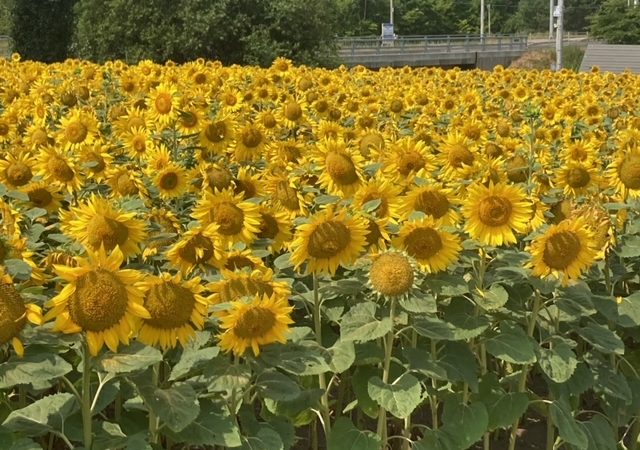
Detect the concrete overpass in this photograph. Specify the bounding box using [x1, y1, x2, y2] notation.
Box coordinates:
[337, 34, 528, 70]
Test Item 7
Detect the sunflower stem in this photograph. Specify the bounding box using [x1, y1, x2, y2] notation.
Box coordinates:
[508, 291, 542, 450]
[377, 297, 397, 447]
[149, 362, 160, 445]
[81, 339, 93, 450]
[430, 338, 439, 431]
[313, 272, 331, 436]
[402, 328, 418, 450]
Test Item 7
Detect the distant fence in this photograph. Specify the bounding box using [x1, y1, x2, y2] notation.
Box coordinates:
[0, 36, 12, 59]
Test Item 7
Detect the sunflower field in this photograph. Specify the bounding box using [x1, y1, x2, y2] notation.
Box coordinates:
[0, 53, 640, 450]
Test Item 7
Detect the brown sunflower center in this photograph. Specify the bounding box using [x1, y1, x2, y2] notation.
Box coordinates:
[178, 234, 214, 265]
[31, 128, 48, 146]
[275, 182, 300, 211]
[69, 269, 129, 332]
[261, 113, 277, 129]
[398, 151, 425, 176]
[308, 220, 351, 259]
[241, 127, 263, 148]
[284, 102, 303, 121]
[448, 144, 474, 168]
[159, 171, 179, 190]
[369, 253, 414, 297]
[65, 121, 88, 144]
[132, 136, 146, 154]
[5, 162, 32, 186]
[415, 191, 449, 219]
[28, 187, 53, 208]
[404, 227, 443, 259]
[0, 284, 27, 345]
[114, 174, 138, 196]
[390, 99, 403, 113]
[542, 230, 582, 270]
[180, 112, 198, 128]
[365, 219, 383, 247]
[0, 123, 9, 136]
[225, 255, 257, 271]
[506, 155, 528, 183]
[204, 122, 227, 143]
[213, 202, 245, 235]
[259, 213, 280, 240]
[618, 156, 640, 190]
[478, 195, 513, 227]
[194, 73, 207, 84]
[325, 152, 359, 185]
[86, 152, 106, 173]
[144, 282, 195, 329]
[47, 156, 75, 182]
[464, 125, 482, 141]
[86, 215, 130, 252]
[154, 93, 173, 114]
[234, 178, 257, 199]
[233, 306, 277, 339]
[566, 167, 591, 188]
[206, 166, 232, 191]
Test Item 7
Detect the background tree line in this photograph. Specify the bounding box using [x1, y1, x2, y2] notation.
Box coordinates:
[0, 0, 637, 65]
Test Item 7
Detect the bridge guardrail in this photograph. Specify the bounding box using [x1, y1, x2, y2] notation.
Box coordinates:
[337, 34, 528, 56]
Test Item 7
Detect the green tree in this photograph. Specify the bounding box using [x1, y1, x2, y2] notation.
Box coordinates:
[503, 0, 549, 33]
[12, 0, 75, 62]
[74, 0, 337, 66]
[0, 0, 13, 35]
[590, 0, 640, 44]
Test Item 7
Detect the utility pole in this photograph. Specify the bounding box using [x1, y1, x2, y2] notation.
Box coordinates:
[549, 0, 554, 39]
[390, 0, 394, 25]
[555, 0, 563, 71]
[488, 4, 491, 36]
[480, 0, 485, 40]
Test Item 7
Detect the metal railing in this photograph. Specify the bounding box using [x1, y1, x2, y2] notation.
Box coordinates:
[337, 34, 528, 56]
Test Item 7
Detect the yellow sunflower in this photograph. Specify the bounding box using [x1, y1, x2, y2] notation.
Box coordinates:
[199, 116, 236, 158]
[59, 195, 147, 258]
[462, 182, 532, 246]
[0, 283, 43, 357]
[394, 218, 461, 273]
[199, 162, 234, 193]
[528, 217, 598, 285]
[35, 146, 84, 194]
[555, 162, 602, 197]
[146, 83, 179, 128]
[216, 293, 294, 357]
[216, 248, 267, 272]
[78, 142, 113, 182]
[290, 206, 368, 275]
[0, 151, 35, 189]
[234, 122, 267, 162]
[256, 205, 293, 252]
[352, 178, 402, 221]
[380, 137, 434, 183]
[43, 246, 150, 356]
[191, 189, 262, 246]
[151, 163, 190, 200]
[105, 165, 148, 199]
[368, 251, 416, 299]
[437, 131, 481, 180]
[313, 138, 364, 197]
[123, 127, 155, 160]
[57, 108, 100, 149]
[607, 149, 640, 199]
[138, 273, 211, 350]
[165, 224, 222, 274]
[23, 122, 52, 149]
[400, 184, 460, 226]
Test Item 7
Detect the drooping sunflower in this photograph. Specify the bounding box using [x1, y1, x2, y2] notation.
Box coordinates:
[528, 217, 598, 285]
[264, 172, 311, 219]
[138, 273, 211, 350]
[191, 189, 262, 246]
[57, 108, 100, 149]
[394, 218, 462, 273]
[255, 205, 293, 253]
[105, 165, 148, 199]
[21, 181, 64, 213]
[199, 162, 234, 193]
[400, 184, 460, 226]
[363, 215, 392, 252]
[216, 248, 268, 273]
[462, 182, 532, 246]
[77, 142, 114, 182]
[0, 151, 35, 189]
[43, 246, 150, 356]
[0, 283, 43, 357]
[199, 116, 236, 158]
[290, 206, 368, 275]
[209, 268, 291, 305]
[216, 293, 294, 357]
[165, 224, 222, 274]
[59, 195, 147, 258]
[313, 138, 365, 197]
[233, 166, 265, 200]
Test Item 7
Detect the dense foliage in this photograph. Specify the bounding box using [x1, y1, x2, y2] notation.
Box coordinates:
[0, 55, 640, 449]
[590, 0, 640, 44]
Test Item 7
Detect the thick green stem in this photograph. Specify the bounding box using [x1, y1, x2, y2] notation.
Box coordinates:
[149, 362, 160, 444]
[402, 329, 418, 450]
[377, 297, 397, 447]
[430, 339, 439, 431]
[546, 400, 555, 450]
[508, 292, 542, 450]
[82, 339, 93, 450]
[313, 273, 331, 435]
